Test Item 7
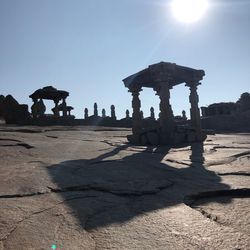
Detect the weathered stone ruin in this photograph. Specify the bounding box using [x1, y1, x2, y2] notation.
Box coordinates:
[28, 86, 75, 125]
[237, 92, 250, 112]
[0, 95, 5, 120]
[83, 103, 121, 127]
[0, 94, 30, 124]
[201, 92, 250, 132]
[123, 61, 207, 145]
[1, 71, 248, 133]
[201, 102, 238, 117]
[201, 92, 250, 117]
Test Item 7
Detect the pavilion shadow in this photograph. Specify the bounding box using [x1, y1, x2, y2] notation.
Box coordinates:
[47, 142, 232, 231]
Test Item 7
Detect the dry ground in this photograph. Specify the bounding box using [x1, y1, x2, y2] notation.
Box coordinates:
[0, 125, 249, 250]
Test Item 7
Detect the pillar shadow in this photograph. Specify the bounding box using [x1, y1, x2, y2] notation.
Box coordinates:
[47, 141, 232, 230]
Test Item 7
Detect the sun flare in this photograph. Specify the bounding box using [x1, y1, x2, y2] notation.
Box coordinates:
[171, 0, 209, 23]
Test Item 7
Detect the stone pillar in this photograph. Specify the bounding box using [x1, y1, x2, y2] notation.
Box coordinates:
[182, 110, 187, 120]
[130, 88, 142, 134]
[200, 107, 207, 117]
[140, 110, 144, 119]
[53, 100, 60, 118]
[102, 108, 106, 118]
[62, 98, 67, 117]
[150, 107, 155, 120]
[155, 82, 174, 133]
[125, 109, 130, 119]
[188, 82, 202, 135]
[94, 103, 98, 117]
[31, 99, 38, 118]
[84, 108, 88, 119]
[38, 99, 46, 117]
[111, 105, 116, 120]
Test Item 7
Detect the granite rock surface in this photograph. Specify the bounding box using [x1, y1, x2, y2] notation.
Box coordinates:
[0, 126, 249, 249]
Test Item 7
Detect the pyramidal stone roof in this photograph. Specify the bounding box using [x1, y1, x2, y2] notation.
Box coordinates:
[29, 86, 69, 100]
[123, 61, 205, 89]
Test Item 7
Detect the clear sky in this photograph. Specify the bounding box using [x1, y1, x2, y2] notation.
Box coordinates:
[0, 0, 249, 119]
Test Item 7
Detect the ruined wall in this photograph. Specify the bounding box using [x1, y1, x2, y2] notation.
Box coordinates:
[202, 110, 250, 132]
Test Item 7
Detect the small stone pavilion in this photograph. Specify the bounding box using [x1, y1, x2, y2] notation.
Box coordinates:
[29, 86, 73, 119]
[123, 62, 206, 145]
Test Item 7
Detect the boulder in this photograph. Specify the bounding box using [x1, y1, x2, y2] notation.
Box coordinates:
[2, 95, 30, 124]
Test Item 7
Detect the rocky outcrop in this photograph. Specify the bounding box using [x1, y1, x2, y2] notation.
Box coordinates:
[0, 95, 30, 124]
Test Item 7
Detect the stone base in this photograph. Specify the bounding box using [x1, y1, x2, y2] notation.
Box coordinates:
[127, 129, 207, 146]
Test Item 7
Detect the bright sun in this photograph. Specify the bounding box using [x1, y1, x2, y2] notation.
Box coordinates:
[171, 0, 209, 23]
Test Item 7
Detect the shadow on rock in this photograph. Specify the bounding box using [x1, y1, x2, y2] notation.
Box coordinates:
[47, 142, 232, 230]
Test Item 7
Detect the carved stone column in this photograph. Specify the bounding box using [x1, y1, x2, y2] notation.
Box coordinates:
[53, 99, 60, 118]
[130, 87, 142, 134]
[155, 82, 174, 133]
[31, 99, 38, 118]
[111, 105, 116, 120]
[102, 108, 106, 118]
[84, 108, 88, 119]
[150, 107, 155, 120]
[188, 82, 202, 135]
[94, 103, 98, 117]
[62, 98, 67, 117]
[125, 109, 130, 119]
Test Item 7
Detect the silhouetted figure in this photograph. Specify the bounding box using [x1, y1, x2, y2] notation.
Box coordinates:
[111, 105, 116, 120]
[94, 103, 98, 117]
[84, 108, 88, 119]
[102, 108, 106, 118]
[126, 109, 130, 119]
[150, 107, 155, 120]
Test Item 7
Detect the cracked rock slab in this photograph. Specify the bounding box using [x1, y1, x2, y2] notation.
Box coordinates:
[0, 126, 249, 249]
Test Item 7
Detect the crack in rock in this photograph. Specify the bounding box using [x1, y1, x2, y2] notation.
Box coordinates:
[164, 158, 191, 167]
[0, 191, 47, 199]
[0, 180, 173, 201]
[184, 189, 250, 225]
[184, 188, 250, 206]
[1, 194, 98, 245]
[232, 151, 250, 158]
[207, 150, 250, 167]
[90, 159, 122, 165]
[193, 207, 219, 223]
[0, 143, 34, 149]
[232, 141, 250, 145]
[47, 182, 173, 197]
[0, 138, 22, 142]
[218, 172, 250, 176]
[0, 129, 43, 133]
[213, 146, 250, 150]
[45, 135, 58, 139]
